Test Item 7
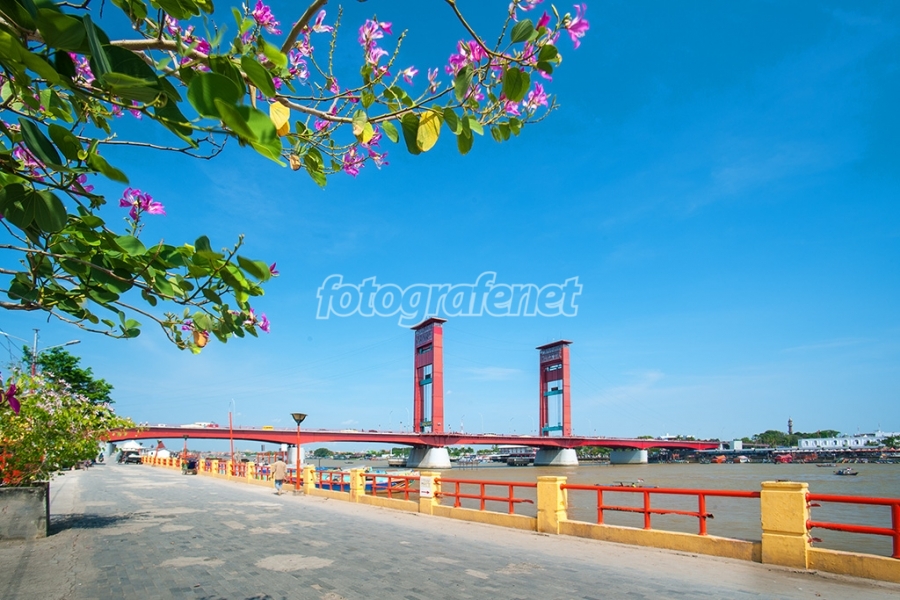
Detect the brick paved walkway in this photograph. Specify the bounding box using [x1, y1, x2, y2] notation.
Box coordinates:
[1, 464, 899, 600]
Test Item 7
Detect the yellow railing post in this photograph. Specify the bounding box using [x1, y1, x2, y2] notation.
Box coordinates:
[537, 476, 568, 534]
[418, 471, 441, 515]
[760, 481, 810, 569]
[302, 465, 316, 494]
[211, 459, 219, 476]
[349, 469, 366, 501]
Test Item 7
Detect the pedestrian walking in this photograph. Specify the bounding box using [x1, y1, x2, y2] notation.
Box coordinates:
[272, 458, 287, 495]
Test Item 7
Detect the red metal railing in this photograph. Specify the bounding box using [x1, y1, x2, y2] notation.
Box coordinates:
[562, 484, 761, 535]
[438, 478, 536, 515]
[807, 493, 900, 559]
[363, 472, 420, 501]
[316, 469, 349, 491]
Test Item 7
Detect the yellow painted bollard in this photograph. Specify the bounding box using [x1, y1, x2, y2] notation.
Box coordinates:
[349, 469, 366, 501]
[211, 459, 219, 477]
[248, 463, 256, 482]
[536, 476, 568, 534]
[760, 481, 810, 569]
[303, 465, 316, 495]
[417, 471, 441, 515]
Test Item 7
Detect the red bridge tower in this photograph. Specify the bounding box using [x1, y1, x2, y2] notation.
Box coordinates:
[537, 340, 572, 437]
[412, 317, 446, 433]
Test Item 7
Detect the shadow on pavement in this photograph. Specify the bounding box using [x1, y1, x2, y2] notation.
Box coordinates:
[49, 513, 132, 535]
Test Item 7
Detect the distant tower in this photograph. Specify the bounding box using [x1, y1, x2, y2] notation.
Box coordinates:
[788, 418, 793, 435]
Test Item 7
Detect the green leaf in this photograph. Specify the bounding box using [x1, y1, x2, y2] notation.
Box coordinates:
[83, 15, 111, 83]
[237, 256, 271, 281]
[502, 67, 530, 103]
[18, 117, 62, 167]
[307, 169, 326, 187]
[241, 55, 276, 98]
[443, 108, 462, 135]
[208, 56, 245, 95]
[115, 235, 146, 255]
[188, 72, 242, 118]
[381, 120, 399, 143]
[400, 113, 421, 156]
[0, 183, 33, 229]
[154, 0, 199, 20]
[86, 152, 128, 183]
[213, 99, 255, 140]
[510, 19, 535, 44]
[454, 65, 473, 102]
[35, 9, 85, 51]
[259, 39, 287, 69]
[457, 130, 473, 155]
[201, 288, 222, 304]
[466, 116, 484, 136]
[0, 0, 35, 29]
[538, 44, 559, 62]
[33, 191, 67, 233]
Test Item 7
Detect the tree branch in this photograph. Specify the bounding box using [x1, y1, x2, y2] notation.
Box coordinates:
[280, 0, 329, 55]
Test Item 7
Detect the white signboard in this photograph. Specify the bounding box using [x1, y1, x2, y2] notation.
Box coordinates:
[419, 476, 434, 498]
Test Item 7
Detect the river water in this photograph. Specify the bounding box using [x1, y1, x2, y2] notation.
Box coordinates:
[332, 459, 900, 557]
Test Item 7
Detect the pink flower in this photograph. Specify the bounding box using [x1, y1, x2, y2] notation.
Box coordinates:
[252, 1, 282, 35]
[509, 0, 543, 21]
[120, 187, 165, 222]
[342, 146, 363, 177]
[1, 381, 19, 414]
[565, 4, 589, 48]
[312, 10, 333, 33]
[504, 100, 521, 116]
[524, 83, 548, 111]
[71, 174, 94, 194]
[427, 68, 440, 92]
[537, 11, 551, 29]
[181, 320, 194, 331]
[400, 66, 418, 84]
[269, 263, 279, 276]
[259, 313, 271, 333]
[129, 101, 142, 119]
[69, 53, 94, 84]
[329, 77, 340, 94]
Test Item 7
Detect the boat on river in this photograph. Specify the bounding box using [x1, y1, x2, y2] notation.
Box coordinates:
[834, 467, 859, 476]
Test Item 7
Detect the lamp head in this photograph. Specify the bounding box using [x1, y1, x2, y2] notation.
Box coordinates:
[291, 412, 307, 425]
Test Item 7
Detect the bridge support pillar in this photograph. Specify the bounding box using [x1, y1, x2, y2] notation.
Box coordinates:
[609, 449, 648, 464]
[406, 447, 451, 469]
[534, 448, 578, 466]
[288, 446, 304, 468]
[103, 442, 115, 460]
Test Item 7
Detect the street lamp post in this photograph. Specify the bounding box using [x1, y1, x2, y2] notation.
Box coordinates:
[0, 330, 79, 375]
[291, 412, 307, 493]
[229, 400, 235, 475]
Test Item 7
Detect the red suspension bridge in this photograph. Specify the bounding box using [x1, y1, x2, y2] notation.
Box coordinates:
[110, 319, 720, 467]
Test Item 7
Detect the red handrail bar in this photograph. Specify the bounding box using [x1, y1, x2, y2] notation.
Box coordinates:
[438, 478, 536, 515]
[363, 473, 421, 501]
[807, 493, 900, 559]
[562, 484, 760, 536]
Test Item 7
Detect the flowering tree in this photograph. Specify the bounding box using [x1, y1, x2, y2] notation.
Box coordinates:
[0, 370, 133, 485]
[0, 0, 589, 351]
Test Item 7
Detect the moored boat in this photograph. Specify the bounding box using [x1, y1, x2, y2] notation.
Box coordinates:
[834, 467, 859, 476]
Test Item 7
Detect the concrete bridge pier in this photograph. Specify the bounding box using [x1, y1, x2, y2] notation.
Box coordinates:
[610, 449, 648, 464]
[288, 445, 304, 467]
[103, 442, 115, 461]
[534, 448, 579, 466]
[406, 447, 451, 469]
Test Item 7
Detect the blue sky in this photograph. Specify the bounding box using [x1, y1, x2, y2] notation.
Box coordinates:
[2, 1, 898, 444]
